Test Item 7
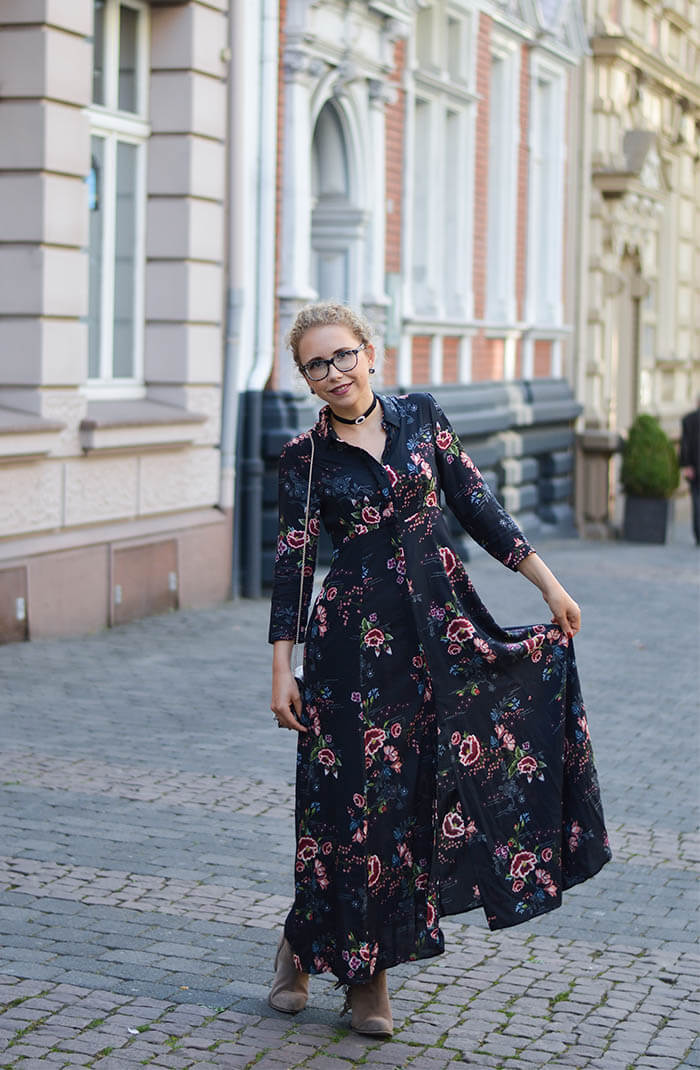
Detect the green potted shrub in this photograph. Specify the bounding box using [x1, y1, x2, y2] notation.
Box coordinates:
[621, 413, 679, 543]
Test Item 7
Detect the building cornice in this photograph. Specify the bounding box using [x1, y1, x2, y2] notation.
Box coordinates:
[590, 35, 700, 106]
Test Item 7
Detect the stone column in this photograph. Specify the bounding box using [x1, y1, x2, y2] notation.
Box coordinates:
[146, 1, 229, 421]
[0, 2, 92, 435]
[363, 77, 396, 382]
[277, 47, 319, 392]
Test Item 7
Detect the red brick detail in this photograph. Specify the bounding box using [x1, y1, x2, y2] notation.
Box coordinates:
[516, 45, 530, 323]
[534, 339, 551, 376]
[270, 0, 288, 392]
[385, 39, 406, 277]
[443, 337, 459, 383]
[412, 335, 431, 384]
[473, 338, 504, 381]
[515, 339, 523, 379]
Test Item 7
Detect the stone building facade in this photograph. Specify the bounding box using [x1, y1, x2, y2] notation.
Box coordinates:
[0, 0, 597, 637]
[0, 0, 232, 639]
[575, 0, 700, 533]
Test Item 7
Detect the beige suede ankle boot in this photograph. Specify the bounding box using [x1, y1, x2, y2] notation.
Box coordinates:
[346, 970, 393, 1038]
[268, 933, 309, 1013]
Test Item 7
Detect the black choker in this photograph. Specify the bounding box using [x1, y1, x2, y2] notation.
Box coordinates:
[330, 394, 378, 426]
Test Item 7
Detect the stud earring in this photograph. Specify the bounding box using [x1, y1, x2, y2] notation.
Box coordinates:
[369, 367, 376, 375]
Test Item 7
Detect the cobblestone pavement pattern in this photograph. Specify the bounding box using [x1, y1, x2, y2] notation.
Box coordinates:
[1, 523, 698, 1070]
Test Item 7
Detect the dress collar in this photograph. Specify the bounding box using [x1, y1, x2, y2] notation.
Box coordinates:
[313, 393, 400, 440]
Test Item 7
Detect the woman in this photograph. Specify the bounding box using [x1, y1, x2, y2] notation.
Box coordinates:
[269, 302, 611, 1037]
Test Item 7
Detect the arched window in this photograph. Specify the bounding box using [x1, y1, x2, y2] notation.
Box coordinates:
[311, 100, 365, 304]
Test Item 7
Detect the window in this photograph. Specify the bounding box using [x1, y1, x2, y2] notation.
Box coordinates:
[485, 37, 519, 323]
[527, 64, 565, 327]
[87, 0, 149, 394]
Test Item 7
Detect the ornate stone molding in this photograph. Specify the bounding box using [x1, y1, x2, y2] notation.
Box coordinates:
[283, 47, 327, 84]
[368, 77, 398, 108]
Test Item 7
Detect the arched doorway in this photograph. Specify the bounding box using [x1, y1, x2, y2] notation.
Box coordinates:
[310, 100, 366, 304]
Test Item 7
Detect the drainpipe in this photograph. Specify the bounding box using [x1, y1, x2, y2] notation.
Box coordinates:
[220, 0, 250, 597]
[236, 0, 280, 598]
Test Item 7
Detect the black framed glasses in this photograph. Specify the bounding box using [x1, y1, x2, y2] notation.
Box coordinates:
[300, 343, 366, 382]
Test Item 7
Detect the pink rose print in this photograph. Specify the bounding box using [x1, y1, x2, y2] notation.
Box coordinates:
[363, 627, 386, 650]
[322, 841, 333, 855]
[448, 644, 461, 656]
[314, 858, 329, 889]
[442, 810, 466, 838]
[308, 517, 320, 537]
[286, 529, 308, 549]
[459, 735, 481, 767]
[384, 465, 398, 486]
[436, 429, 453, 450]
[354, 523, 368, 535]
[542, 846, 553, 862]
[512, 879, 524, 893]
[415, 873, 428, 889]
[517, 755, 538, 777]
[474, 636, 496, 662]
[368, 855, 381, 887]
[297, 836, 318, 861]
[361, 505, 381, 525]
[439, 546, 457, 576]
[426, 901, 436, 928]
[531, 649, 542, 663]
[425, 490, 438, 508]
[412, 654, 423, 668]
[510, 850, 537, 880]
[364, 727, 387, 757]
[326, 586, 337, 601]
[450, 731, 462, 746]
[318, 748, 336, 767]
[383, 744, 400, 764]
[390, 722, 402, 738]
[446, 617, 474, 643]
[359, 943, 371, 962]
[353, 820, 367, 843]
[353, 793, 365, 808]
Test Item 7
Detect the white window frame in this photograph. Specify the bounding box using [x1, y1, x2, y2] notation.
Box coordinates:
[406, 0, 478, 322]
[485, 31, 520, 326]
[525, 53, 566, 330]
[85, 0, 150, 399]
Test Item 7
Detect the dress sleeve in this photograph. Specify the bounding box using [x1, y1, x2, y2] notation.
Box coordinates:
[426, 393, 534, 571]
[268, 436, 321, 643]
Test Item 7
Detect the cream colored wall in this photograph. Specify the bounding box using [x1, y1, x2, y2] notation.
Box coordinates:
[0, 1, 229, 544]
[583, 0, 700, 439]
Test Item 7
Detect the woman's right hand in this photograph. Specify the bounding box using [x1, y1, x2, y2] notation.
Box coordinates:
[270, 666, 308, 733]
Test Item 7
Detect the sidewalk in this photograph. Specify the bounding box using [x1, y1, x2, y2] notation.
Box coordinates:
[0, 526, 698, 1069]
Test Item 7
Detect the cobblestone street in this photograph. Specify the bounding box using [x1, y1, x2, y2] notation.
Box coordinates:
[1, 525, 698, 1070]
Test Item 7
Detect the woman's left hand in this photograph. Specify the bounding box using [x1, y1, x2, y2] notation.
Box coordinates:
[543, 583, 580, 639]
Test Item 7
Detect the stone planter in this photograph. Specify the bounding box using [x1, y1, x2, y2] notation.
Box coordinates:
[622, 495, 670, 544]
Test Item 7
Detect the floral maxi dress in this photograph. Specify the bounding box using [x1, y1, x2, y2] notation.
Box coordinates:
[268, 393, 611, 984]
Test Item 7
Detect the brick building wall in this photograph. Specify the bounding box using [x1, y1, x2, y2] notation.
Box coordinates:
[471, 12, 492, 382]
[383, 37, 406, 387]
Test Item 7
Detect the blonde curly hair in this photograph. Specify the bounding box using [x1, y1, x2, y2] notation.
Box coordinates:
[287, 302, 373, 368]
